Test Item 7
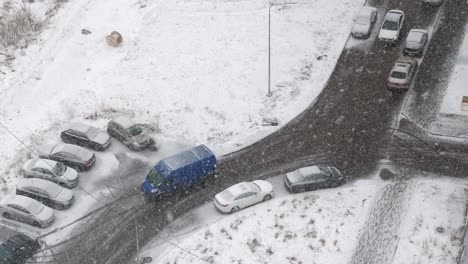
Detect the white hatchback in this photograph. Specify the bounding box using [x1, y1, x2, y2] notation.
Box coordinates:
[214, 180, 274, 214]
[378, 10, 405, 44]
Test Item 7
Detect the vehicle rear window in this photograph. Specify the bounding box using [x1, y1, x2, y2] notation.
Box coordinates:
[219, 190, 234, 201]
[391, 71, 406, 79]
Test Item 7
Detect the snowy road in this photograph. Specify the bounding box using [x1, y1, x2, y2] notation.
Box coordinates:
[34, 0, 468, 263]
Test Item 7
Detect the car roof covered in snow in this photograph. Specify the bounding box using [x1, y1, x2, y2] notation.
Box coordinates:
[31, 159, 58, 170]
[112, 116, 136, 129]
[386, 10, 403, 21]
[68, 123, 91, 134]
[297, 166, 321, 176]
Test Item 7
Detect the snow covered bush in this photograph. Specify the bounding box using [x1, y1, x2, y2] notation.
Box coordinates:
[0, 1, 41, 48]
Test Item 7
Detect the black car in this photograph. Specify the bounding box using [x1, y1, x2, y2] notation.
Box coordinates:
[284, 165, 345, 193]
[38, 143, 96, 172]
[107, 116, 155, 151]
[0, 228, 40, 264]
[61, 123, 111, 151]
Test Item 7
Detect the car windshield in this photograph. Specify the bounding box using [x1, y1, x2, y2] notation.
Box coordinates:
[319, 167, 332, 176]
[147, 168, 164, 185]
[382, 20, 398, 31]
[391, 71, 407, 79]
[356, 16, 368, 25]
[126, 125, 143, 137]
[0, 244, 14, 261]
[52, 162, 66, 175]
[407, 32, 424, 43]
[245, 182, 261, 192]
[85, 127, 99, 139]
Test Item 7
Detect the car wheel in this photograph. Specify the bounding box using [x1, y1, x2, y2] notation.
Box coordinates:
[230, 206, 240, 214]
[58, 182, 67, 188]
[3, 212, 11, 219]
[263, 194, 272, 201]
[32, 221, 41, 228]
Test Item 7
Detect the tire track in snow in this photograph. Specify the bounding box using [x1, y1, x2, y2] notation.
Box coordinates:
[349, 177, 417, 264]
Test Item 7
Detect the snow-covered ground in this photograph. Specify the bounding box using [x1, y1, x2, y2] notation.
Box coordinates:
[393, 177, 467, 264]
[0, 0, 363, 185]
[0, 0, 364, 253]
[143, 177, 382, 264]
[439, 24, 468, 116]
[141, 175, 467, 264]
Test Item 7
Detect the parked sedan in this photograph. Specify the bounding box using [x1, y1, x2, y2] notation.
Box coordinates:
[107, 116, 154, 151]
[37, 143, 95, 171]
[378, 10, 405, 44]
[214, 180, 274, 214]
[1, 196, 54, 228]
[23, 159, 79, 188]
[387, 56, 419, 91]
[403, 29, 428, 57]
[284, 166, 345, 193]
[0, 228, 41, 264]
[16, 178, 74, 210]
[61, 123, 111, 151]
[351, 6, 378, 39]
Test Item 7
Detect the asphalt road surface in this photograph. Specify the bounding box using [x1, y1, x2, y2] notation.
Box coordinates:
[43, 0, 468, 263]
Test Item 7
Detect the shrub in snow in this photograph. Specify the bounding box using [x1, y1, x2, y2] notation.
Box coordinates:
[0, 2, 40, 48]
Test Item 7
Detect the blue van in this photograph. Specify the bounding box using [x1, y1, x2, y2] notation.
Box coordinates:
[141, 145, 216, 197]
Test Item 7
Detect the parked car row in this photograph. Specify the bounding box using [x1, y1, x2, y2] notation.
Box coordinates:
[1, 116, 157, 229]
[351, 6, 431, 92]
[351, 0, 442, 40]
[214, 165, 345, 214]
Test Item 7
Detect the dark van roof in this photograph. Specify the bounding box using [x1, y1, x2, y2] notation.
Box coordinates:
[162, 145, 214, 170]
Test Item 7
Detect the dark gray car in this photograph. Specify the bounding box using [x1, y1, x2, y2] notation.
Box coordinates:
[107, 116, 155, 151]
[403, 29, 428, 57]
[0, 227, 40, 264]
[284, 165, 345, 193]
[37, 143, 96, 171]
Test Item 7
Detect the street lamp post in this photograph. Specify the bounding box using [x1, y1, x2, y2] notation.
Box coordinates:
[268, 2, 297, 97]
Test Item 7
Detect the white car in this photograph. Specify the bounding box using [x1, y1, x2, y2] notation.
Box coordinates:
[378, 10, 405, 44]
[214, 180, 274, 214]
[23, 158, 79, 188]
[1, 195, 55, 228]
[16, 178, 75, 210]
[351, 6, 378, 39]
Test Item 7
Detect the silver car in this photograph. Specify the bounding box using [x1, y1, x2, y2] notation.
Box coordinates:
[38, 143, 96, 171]
[61, 123, 111, 151]
[378, 10, 405, 44]
[16, 178, 75, 210]
[23, 159, 79, 188]
[403, 29, 428, 58]
[1, 195, 55, 228]
[351, 6, 378, 39]
[107, 116, 155, 151]
[387, 56, 419, 91]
